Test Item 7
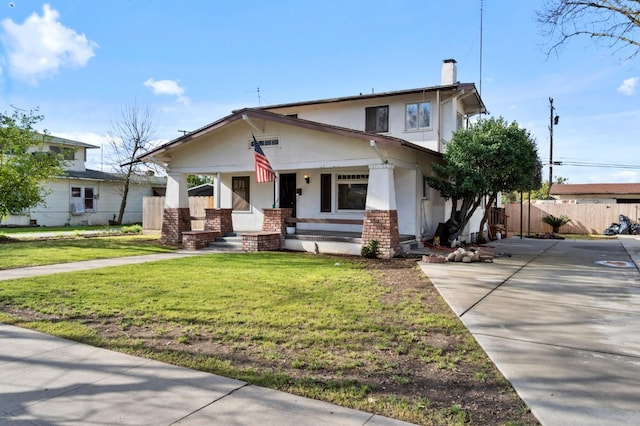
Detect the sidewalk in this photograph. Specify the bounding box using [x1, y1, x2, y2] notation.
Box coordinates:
[0, 324, 411, 425]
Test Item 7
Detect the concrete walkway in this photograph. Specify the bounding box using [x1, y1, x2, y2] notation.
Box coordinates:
[420, 236, 640, 425]
[0, 248, 411, 425]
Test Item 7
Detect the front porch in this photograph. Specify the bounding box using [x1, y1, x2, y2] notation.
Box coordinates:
[284, 229, 417, 256]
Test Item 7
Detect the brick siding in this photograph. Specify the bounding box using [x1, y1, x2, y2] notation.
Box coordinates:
[161, 207, 192, 245]
[361, 210, 400, 258]
[242, 232, 281, 252]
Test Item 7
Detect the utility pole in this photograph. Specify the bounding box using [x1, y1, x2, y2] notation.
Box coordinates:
[548, 97, 559, 197]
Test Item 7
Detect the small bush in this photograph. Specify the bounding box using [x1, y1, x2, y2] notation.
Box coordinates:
[542, 214, 571, 234]
[121, 224, 143, 234]
[361, 240, 380, 258]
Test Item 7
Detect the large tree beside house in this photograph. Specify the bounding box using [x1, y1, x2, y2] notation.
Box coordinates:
[427, 117, 542, 244]
[0, 109, 65, 220]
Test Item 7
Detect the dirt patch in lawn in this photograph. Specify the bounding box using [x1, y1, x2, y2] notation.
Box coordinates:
[2, 257, 538, 425]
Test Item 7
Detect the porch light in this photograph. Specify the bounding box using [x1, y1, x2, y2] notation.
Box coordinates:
[304, 174, 310, 184]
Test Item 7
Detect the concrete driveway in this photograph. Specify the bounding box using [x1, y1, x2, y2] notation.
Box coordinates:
[420, 237, 640, 425]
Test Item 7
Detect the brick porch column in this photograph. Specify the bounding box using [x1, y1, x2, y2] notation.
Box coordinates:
[361, 163, 400, 258]
[262, 208, 293, 249]
[161, 172, 191, 245]
[205, 208, 233, 235]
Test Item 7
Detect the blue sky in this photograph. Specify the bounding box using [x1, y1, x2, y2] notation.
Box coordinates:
[1, 0, 638, 184]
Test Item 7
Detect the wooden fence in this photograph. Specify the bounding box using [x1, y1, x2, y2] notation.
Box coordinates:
[505, 202, 640, 235]
[143, 196, 214, 231]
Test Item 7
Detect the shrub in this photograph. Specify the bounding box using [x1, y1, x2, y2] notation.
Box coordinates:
[542, 214, 571, 234]
[361, 240, 380, 258]
[121, 224, 143, 234]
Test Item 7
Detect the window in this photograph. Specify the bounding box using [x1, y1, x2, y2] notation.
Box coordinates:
[365, 106, 389, 133]
[405, 101, 431, 130]
[232, 176, 250, 211]
[50, 145, 75, 160]
[456, 112, 464, 130]
[337, 174, 368, 211]
[250, 138, 279, 147]
[320, 174, 332, 212]
[70, 186, 95, 213]
[422, 175, 431, 200]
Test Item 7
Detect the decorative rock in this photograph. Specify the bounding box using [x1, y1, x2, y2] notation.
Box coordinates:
[462, 256, 471, 263]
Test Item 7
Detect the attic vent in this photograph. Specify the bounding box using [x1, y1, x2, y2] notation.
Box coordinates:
[250, 138, 279, 148]
[337, 174, 369, 180]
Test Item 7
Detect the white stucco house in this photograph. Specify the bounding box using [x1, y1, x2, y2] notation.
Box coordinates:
[136, 59, 487, 257]
[2, 135, 164, 227]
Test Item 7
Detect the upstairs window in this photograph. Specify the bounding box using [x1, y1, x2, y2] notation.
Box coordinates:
[50, 145, 75, 160]
[405, 101, 431, 130]
[365, 106, 389, 133]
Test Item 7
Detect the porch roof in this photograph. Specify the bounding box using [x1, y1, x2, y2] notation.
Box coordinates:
[135, 108, 442, 164]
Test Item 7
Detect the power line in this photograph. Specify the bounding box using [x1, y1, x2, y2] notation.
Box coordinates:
[553, 161, 640, 170]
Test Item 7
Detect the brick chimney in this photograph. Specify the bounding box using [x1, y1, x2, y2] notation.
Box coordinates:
[441, 59, 457, 85]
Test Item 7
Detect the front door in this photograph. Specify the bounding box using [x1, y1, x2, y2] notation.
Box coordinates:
[280, 173, 296, 217]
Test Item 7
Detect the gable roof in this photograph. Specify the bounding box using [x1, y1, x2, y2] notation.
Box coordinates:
[48, 134, 99, 149]
[551, 183, 640, 196]
[136, 108, 442, 163]
[253, 83, 487, 115]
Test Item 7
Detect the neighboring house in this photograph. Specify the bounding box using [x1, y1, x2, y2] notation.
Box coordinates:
[188, 183, 214, 197]
[136, 59, 487, 257]
[2, 135, 165, 227]
[550, 183, 640, 204]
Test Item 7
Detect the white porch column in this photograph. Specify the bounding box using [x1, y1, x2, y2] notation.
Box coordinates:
[274, 171, 280, 208]
[361, 163, 401, 258]
[161, 172, 191, 245]
[365, 163, 397, 211]
[215, 172, 221, 209]
[165, 172, 189, 209]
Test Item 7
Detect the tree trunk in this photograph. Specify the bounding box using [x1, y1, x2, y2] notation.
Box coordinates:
[117, 166, 133, 225]
[477, 192, 497, 243]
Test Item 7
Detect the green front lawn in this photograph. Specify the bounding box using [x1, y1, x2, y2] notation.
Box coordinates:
[0, 235, 173, 270]
[0, 250, 535, 425]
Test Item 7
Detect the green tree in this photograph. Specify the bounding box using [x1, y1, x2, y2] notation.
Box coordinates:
[537, 0, 640, 60]
[426, 117, 542, 244]
[0, 109, 65, 221]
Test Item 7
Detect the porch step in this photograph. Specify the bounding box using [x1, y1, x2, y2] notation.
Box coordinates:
[207, 233, 243, 251]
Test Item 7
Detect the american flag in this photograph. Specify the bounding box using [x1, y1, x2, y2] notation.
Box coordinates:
[252, 134, 276, 183]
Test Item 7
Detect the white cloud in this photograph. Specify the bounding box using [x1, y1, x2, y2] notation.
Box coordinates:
[144, 78, 190, 105]
[617, 77, 639, 96]
[0, 4, 98, 85]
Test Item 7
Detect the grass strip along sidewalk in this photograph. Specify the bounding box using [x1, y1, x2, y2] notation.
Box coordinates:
[0, 237, 537, 425]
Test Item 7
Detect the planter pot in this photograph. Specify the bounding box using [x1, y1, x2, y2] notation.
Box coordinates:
[286, 226, 296, 235]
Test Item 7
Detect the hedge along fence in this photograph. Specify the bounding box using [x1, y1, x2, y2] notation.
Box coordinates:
[143, 196, 214, 231]
[505, 202, 640, 235]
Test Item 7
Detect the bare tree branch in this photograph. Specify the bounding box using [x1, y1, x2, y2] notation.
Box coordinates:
[108, 103, 156, 224]
[537, 0, 640, 60]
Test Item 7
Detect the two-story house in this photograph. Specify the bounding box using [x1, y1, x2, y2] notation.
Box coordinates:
[2, 135, 164, 227]
[136, 59, 486, 257]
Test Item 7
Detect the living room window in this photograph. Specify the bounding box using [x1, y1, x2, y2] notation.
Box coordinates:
[232, 176, 250, 211]
[365, 106, 389, 133]
[405, 101, 431, 130]
[337, 174, 368, 211]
